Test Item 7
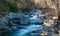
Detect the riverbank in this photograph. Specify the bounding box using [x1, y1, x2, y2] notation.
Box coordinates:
[0, 9, 60, 36]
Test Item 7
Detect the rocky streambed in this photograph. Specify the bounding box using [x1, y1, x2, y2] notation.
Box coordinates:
[0, 9, 59, 36]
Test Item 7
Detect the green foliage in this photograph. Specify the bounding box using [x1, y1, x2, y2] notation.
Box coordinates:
[0, 2, 18, 12]
[0, 0, 30, 12]
[21, 3, 27, 9]
[7, 2, 18, 12]
[0, 2, 9, 11]
[20, 1, 30, 12]
[0, 0, 6, 3]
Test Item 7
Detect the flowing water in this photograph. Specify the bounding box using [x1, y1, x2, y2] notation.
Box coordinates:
[0, 9, 44, 36]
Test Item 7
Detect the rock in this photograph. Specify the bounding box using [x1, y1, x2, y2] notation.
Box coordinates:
[12, 26, 18, 30]
[43, 19, 54, 26]
[41, 31, 47, 36]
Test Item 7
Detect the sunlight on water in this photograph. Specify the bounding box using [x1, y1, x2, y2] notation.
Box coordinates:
[14, 25, 43, 36]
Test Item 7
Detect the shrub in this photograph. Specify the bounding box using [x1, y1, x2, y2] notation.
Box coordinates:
[7, 2, 18, 12]
[0, 0, 30, 12]
[20, 2, 30, 12]
[0, 2, 9, 11]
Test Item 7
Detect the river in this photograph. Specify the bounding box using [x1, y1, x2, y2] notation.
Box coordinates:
[0, 9, 44, 36]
